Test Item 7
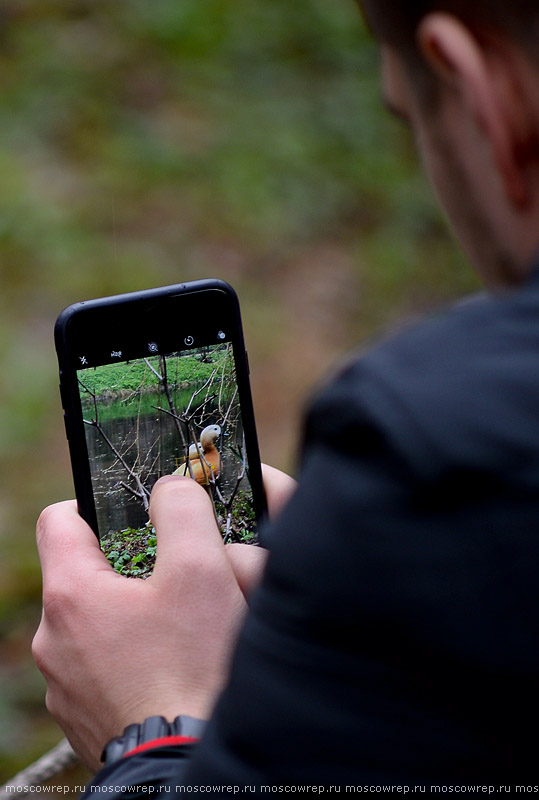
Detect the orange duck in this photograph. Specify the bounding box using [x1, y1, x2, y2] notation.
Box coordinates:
[173, 424, 221, 485]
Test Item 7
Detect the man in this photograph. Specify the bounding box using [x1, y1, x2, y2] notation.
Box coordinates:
[33, 0, 539, 789]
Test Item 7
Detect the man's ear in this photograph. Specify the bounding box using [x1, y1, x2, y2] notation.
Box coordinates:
[416, 12, 531, 208]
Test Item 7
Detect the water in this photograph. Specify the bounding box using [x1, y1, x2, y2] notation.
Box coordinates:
[82, 388, 247, 536]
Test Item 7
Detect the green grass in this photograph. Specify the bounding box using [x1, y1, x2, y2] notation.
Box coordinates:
[79, 349, 229, 396]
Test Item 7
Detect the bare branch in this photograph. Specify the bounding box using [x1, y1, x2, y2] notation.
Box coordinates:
[118, 480, 148, 501]
[84, 418, 150, 511]
[152, 405, 186, 424]
[184, 369, 218, 416]
[0, 739, 78, 799]
[143, 357, 163, 381]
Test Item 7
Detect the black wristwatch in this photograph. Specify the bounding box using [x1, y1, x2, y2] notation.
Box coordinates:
[101, 715, 207, 767]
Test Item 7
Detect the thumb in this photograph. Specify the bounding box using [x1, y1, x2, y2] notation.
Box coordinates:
[149, 475, 227, 581]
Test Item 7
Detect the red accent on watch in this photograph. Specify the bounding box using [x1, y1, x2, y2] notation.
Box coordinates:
[124, 735, 201, 759]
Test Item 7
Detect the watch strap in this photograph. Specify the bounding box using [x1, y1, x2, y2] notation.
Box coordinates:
[102, 715, 206, 766]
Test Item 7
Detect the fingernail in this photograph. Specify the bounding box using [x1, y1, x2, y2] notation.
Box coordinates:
[153, 475, 187, 488]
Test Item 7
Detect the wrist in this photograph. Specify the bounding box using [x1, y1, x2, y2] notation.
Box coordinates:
[102, 715, 207, 767]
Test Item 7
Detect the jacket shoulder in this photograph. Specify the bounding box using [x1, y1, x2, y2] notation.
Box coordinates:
[305, 286, 539, 484]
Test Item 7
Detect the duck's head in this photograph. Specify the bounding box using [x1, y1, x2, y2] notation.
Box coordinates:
[199, 424, 221, 448]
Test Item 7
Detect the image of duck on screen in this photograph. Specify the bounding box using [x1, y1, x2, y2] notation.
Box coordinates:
[77, 341, 256, 578]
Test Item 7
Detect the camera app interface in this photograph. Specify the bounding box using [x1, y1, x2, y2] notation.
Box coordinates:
[77, 339, 256, 578]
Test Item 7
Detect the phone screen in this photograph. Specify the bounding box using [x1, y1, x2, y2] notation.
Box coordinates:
[58, 282, 264, 578]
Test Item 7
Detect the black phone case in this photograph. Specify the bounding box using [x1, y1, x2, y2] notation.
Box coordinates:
[55, 279, 266, 538]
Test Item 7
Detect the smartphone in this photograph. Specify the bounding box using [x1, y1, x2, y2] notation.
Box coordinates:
[55, 279, 266, 578]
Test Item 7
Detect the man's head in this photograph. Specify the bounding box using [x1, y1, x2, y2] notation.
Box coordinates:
[358, 1, 539, 86]
[357, 1, 539, 288]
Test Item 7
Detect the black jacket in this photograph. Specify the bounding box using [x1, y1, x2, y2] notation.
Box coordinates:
[86, 268, 539, 794]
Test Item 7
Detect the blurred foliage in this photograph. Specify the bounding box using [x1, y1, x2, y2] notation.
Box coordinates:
[0, 0, 477, 783]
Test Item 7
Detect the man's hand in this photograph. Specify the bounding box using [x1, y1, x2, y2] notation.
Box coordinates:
[225, 464, 296, 595]
[32, 467, 296, 772]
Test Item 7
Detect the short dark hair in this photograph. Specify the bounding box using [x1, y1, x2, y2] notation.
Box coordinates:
[358, 0, 539, 58]
[358, 0, 539, 104]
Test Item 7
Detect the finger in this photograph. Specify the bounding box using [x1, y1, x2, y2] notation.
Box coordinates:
[262, 463, 297, 518]
[149, 475, 226, 574]
[225, 543, 269, 599]
[36, 500, 113, 588]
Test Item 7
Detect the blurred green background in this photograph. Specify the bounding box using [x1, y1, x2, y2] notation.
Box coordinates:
[0, 0, 478, 783]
